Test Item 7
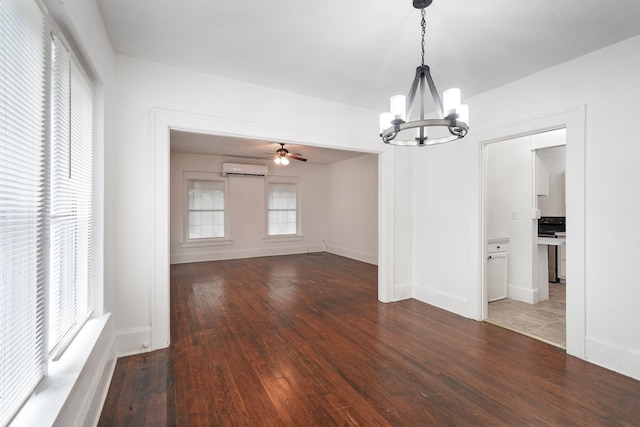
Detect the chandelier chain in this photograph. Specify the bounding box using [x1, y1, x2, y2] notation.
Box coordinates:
[420, 8, 426, 66]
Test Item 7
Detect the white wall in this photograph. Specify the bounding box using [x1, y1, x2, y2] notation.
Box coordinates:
[487, 136, 535, 303]
[412, 140, 480, 315]
[326, 154, 378, 264]
[391, 148, 414, 300]
[170, 152, 329, 263]
[412, 34, 640, 380]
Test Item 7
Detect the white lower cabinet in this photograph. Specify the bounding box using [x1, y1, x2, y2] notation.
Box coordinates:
[559, 243, 567, 280]
[488, 241, 508, 302]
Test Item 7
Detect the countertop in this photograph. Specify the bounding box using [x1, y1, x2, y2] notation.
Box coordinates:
[488, 236, 510, 244]
[538, 236, 566, 245]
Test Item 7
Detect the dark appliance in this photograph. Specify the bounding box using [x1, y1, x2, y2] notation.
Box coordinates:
[538, 217, 566, 282]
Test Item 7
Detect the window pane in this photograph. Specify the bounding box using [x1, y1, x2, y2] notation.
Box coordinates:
[189, 180, 224, 210]
[268, 183, 296, 209]
[267, 183, 297, 236]
[48, 35, 94, 355]
[187, 179, 225, 240]
[268, 210, 297, 236]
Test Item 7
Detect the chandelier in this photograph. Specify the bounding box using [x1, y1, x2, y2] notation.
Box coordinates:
[379, 0, 469, 146]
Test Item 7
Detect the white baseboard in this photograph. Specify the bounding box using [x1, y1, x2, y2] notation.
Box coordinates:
[393, 283, 412, 301]
[115, 325, 153, 357]
[507, 283, 538, 304]
[325, 244, 378, 265]
[170, 243, 326, 264]
[412, 283, 469, 318]
[585, 336, 640, 381]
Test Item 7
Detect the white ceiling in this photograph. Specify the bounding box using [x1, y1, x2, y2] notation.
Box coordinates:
[170, 131, 367, 165]
[98, 0, 640, 161]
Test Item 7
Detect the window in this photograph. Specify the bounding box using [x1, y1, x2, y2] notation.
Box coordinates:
[187, 180, 225, 239]
[0, 0, 95, 423]
[267, 182, 298, 236]
[48, 34, 94, 356]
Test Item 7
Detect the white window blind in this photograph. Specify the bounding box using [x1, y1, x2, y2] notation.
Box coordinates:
[267, 183, 297, 236]
[48, 35, 94, 355]
[187, 180, 225, 239]
[0, 0, 47, 424]
[1, 1, 95, 422]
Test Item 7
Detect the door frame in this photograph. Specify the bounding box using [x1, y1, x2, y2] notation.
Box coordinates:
[478, 105, 586, 358]
[149, 108, 394, 351]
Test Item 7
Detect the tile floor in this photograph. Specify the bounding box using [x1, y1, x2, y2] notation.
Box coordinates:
[487, 283, 566, 347]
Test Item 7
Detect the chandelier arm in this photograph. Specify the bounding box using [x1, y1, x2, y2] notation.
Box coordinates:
[385, 133, 460, 146]
[405, 68, 422, 120]
[382, 129, 399, 143]
[397, 119, 467, 131]
[419, 70, 426, 121]
[423, 66, 444, 117]
[448, 123, 468, 137]
[418, 69, 426, 144]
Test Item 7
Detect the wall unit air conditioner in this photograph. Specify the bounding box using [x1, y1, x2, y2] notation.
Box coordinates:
[221, 162, 268, 177]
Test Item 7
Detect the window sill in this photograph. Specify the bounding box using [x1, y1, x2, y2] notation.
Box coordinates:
[180, 238, 233, 248]
[11, 314, 112, 427]
[263, 234, 304, 243]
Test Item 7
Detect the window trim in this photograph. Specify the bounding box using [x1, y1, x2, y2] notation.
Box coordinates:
[265, 177, 301, 239]
[182, 171, 230, 245]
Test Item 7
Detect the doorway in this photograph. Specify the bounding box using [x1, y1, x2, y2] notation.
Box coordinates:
[150, 109, 394, 350]
[484, 131, 566, 347]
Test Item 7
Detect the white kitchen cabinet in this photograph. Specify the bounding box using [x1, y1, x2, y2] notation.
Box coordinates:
[535, 154, 549, 196]
[559, 243, 567, 281]
[488, 240, 508, 302]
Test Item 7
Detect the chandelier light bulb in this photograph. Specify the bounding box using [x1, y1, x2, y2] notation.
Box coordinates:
[281, 157, 290, 166]
[379, 112, 393, 133]
[443, 88, 461, 117]
[274, 157, 281, 165]
[390, 95, 407, 121]
[457, 104, 469, 126]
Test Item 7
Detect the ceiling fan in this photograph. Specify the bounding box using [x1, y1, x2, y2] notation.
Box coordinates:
[273, 143, 307, 165]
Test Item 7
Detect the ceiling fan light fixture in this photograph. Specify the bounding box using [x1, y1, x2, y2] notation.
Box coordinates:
[379, 0, 469, 147]
[272, 143, 306, 165]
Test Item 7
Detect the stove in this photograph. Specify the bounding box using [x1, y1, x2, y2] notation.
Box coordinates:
[538, 216, 565, 283]
[538, 216, 566, 237]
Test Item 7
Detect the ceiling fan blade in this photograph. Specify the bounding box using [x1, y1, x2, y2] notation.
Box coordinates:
[287, 154, 307, 162]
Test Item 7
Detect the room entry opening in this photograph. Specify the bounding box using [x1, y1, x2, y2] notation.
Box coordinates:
[483, 128, 567, 348]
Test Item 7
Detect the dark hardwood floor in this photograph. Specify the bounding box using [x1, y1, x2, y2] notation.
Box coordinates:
[99, 253, 640, 426]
